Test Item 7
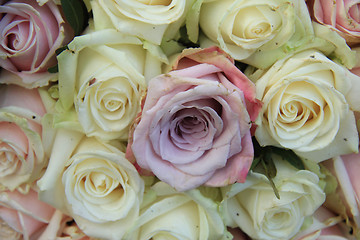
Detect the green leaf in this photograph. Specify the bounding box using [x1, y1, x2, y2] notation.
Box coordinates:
[271, 147, 305, 170]
[47, 64, 58, 73]
[61, 0, 89, 36]
[261, 160, 280, 200]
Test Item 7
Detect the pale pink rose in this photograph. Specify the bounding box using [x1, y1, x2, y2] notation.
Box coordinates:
[0, 84, 47, 190]
[0, 188, 56, 240]
[293, 207, 351, 240]
[308, 0, 360, 45]
[0, 0, 73, 88]
[38, 211, 93, 240]
[129, 47, 262, 191]
[321, 151, 360, 238]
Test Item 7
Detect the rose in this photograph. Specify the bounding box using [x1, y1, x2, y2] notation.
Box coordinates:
[128, 47, 262, 191]
[57, 28, 163, 141]
[0, 187, 56, 240]
[220, 156, 325, 240]
[292, 207, 350, 240]
[321, 151, 360, 238]
[124, 181, 226, 240]
[0, 0, 73, 88]
[37, 130, 144, 240]
[90, 0, 194, 45]
[37, 210, 93, 240]
[197, 0, 315, 69]
[250, 50, 360, 162]
[0, 84, 47, 190]
[307, 0, 360, 45]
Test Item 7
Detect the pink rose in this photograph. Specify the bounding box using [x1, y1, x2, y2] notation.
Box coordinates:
[293, 207, 350, 240]
[0, 84, 47, 190]
[0, 0, 73, 88]
[128, 47, 262, 191]
[321, 151, 360, 238]
[38, 210, 92, 240]
[0, 188, 56, 240]
[307, 0, 360, 45]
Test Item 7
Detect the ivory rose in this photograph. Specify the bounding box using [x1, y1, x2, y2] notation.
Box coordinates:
[0, 84, 47, 190]
[0, 188, 56, 240]
[220, 157, 325, 240]
[37, 130, 144, 240]
[321, 151, 360, 238]
[129, 47, 261, 191]
[251, 50, 360, 162]
[197, 0, 315, 69]
[0, 0, 73, 88]
[90, 0, 195, 45]
[57, 28, 163, 141]
[124, 181, 226, 240]
[307, 0, 360, 45]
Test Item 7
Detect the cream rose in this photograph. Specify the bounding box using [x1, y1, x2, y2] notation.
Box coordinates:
[37, 130, 144, 240]
[124, 181, 226, 240]
[221, 157, 325, 240]
[0, 84, 47, 190]
[251, 50, 360, 162]
[90, 0, 194, 45]
[57, 28, 163, 141]
[198, 0, 314, 68]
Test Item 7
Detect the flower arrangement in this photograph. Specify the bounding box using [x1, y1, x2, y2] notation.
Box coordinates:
[0, 0, 360, 239]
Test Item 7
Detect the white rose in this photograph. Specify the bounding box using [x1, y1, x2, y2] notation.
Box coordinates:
[37, 130, 144, 240]
[221, 157, 325, 240]
[57, 29, 163, 141]
[125, 181, 227, 240]
[251, 50, 360, 162]
[198, 0, 314, 68]
[90, 0, 195, 45]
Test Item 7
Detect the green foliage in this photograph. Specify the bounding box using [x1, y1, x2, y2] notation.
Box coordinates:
[251, 137, 306, 199]
[61, 0, 89, 36]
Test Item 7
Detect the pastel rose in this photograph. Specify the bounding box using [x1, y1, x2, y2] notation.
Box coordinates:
[321, 151, 360, 238]
[38, 210, 93, 240]
[0, 188, 56, 240]
[293, 207, 350, 240]
[0, 84, 47, 190]
[124, 181, 226, 240]
[308, 0, 360, 45]
[90, 0, 194, 45]
[37, 130, 144, 240]
[57, 29, 162, 141]
[0, 0, 73, 88]
[252, 50, 360, 162]
[221, 157, 325, 240]
[129, 47, 261, 191]
[198, 0, 314, 68]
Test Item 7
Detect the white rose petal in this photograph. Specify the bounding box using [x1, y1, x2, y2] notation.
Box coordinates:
[221, 157, 325, 240]
[252, 50, 360, 162]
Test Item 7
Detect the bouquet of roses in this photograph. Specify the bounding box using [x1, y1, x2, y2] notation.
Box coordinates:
[1, 0, 360, 239]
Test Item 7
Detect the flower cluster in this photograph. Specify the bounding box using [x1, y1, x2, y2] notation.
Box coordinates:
[0, 0, 359, 239]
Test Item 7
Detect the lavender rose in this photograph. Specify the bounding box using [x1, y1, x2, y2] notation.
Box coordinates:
[0, 0, 73, 88]
[129, 47, 261, 191]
